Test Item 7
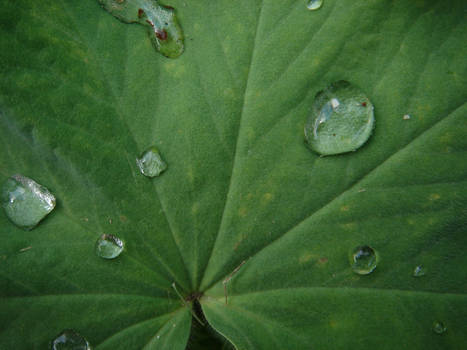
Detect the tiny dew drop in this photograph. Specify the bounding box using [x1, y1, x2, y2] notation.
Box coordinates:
[51, 329, 91, 350]
[349, 245, 378, 275]
[136, 146, 167, 177]
[306, 0, 323, 11]
[97, 0, 184, 58]
[305, 80, 375, 156]
[1, 174, 56, 230]
[432, 321, 447, 334]
[95, 234, 124, 259]
[413, 265, 426, 277]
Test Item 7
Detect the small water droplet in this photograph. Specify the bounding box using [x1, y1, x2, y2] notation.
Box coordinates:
[403, 114, 411, 120]
[413, 265, 426, 277]
[349, 245, 378, 275]
[98, 0, 184, 58]
[1, 174, 56, 230]
[305, 81, 375, 156]
[307, 0, 323, 11]
[95, 234, 124, 259]
[136, 146, 167, 177]
[432, 321, 447, 334]
[51, 329, 91, 350]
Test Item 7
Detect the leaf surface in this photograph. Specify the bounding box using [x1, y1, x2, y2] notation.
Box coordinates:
[0, 0, 466, 349]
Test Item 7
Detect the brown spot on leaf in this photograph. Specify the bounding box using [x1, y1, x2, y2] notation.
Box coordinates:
[318, 257, 328, 264]
[156, 29, 168, 41]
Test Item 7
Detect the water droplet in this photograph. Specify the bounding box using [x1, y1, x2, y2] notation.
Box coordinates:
[1, 174, 56, 230]
[307, 0, 323, 11]
[98, 0, 184, 58]
[95, 234, 124, 259]
[413, 265, 426, 277]
[305, 81, 375, 156]
[403, 114, 411, 120]
[51, 329, 91, 350]
[136, 146, 167, 177]
[432, 321, 447, 334]
[349, 245, 378, 275]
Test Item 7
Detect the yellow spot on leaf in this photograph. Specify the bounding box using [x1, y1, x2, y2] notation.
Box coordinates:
[318, 257, 328, 265]
[238, 207, 247, 217]
[429, 193, 440, 201]
[261, 193, 273, 204]
[341, 222, 356, 230]
[224, 88, 235, 98]
[299, 252, 315, 264]
[163, 61, 186, 78]
[187, 168, 194, 183]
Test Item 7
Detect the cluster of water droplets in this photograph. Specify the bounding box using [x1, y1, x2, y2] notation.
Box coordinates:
[0, 0, 451, 344]
[0, 139, 168, 345]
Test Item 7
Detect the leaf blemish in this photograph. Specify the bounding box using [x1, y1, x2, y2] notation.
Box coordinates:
[156, 29, 168, 41]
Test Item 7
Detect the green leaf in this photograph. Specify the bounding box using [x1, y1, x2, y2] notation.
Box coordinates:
[0, 0, 466, 349]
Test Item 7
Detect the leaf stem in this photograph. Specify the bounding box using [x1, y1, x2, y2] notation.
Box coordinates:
[171, 282, 205, 326]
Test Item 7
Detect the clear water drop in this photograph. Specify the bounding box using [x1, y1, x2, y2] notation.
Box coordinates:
[51, 329, 91, 350]
[1, 174, 56, 230]
[432, 321, 447, 334]
[98, 0, 184, 58]
[349, 245, 378, 275]
[95, 234, 124, 259]
[413, 265, 426, 277]
[305, 80, 375, 156]
[307, 0, 323, 11]
[136, 146, 167, 177]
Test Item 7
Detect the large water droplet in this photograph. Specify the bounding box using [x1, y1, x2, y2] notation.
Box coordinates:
[432, 321, 447, 334]
[95, 234, 124, 259]
[51, 329, 91, 350]
[98, 0, 184, 58]
[307, 0, 323, 11]
[1, 174, 56, 230]
[349, 245, 377, 275]
[136, 146, 167, 177]
[413, 265, 426, 277]
[305, 80, 375, 156]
